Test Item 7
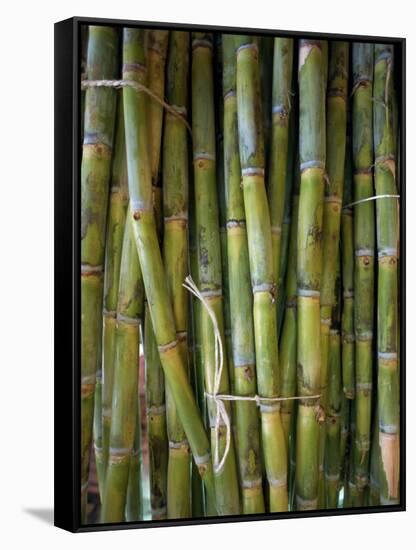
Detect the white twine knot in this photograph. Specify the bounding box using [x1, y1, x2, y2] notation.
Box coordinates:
[183, 275, 322, 475]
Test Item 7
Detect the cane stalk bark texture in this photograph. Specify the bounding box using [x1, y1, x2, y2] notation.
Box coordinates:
[192, 32, 240, 516]
[295, 39, 326, 512]
[163, 30, 192, 519]
[81, 25, 118, 521]
[145, 303, 168, 519]
[144, 29, 170, 522]
[277, 108, 297, 333]
[341, 139, 355, 399]
[99, 98, 129, 494]
[222, 35, 265, 515]
[236, 34, 288, 512]
[351, 43, 375, 497]
[373, 44, 400, 505]
[325, 254, 342, 508]
[126, 406, 142, 521]
[101, 217, 144, 523]
[122, 28, 216, 510]
[268, 38, 294, 292]
[318, 41, 348, 508]
[279, 159, 299, 453]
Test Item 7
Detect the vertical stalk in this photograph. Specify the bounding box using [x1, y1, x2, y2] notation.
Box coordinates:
[81, 25, 118, 521]
[163, 31, 192, 519]
[325, 253, 342, 508]
[351, 43, 375, 499]
[192, 31, 240, 516]
[277, 105, 297, 333]
[236, 34, 288, 512]
[144, 29, 170, 522]
[189, 175, 208, 516]
[259, 37, 273, 165]
[125, 406, 143, 521]
[373, 44, 400, 505]
[369, 407, 381, 506]
[99, 98, 129, 494]
[222, 35, 265, 515]
[279, 156, 300, 450]
[216, 37, 235, 394]
[268, 38, 294, 295]
[339, 393, 350, 502]
[341, 139, 355, 399]
[101, 218, 144, 523]
[318, 41, 349, 508]
[295, 39, 326, 511]
[122, 28, 215, 510]
[145, 304, 168, 519]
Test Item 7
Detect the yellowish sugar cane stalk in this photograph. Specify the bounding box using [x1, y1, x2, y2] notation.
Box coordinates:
[295, 39, 326, 512]
[373, 44, 400, 505]
[236, 35, 288, 512]
[222, 34, 265, 515]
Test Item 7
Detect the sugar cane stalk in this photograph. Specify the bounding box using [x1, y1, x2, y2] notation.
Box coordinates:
[99, 97, 129, 496]
[295, 39, 326, 511]
[236, 34, 288, 512]
[192, 32, 240, 516]
[101, 217, 144, 523]
[81, 25, 118, 521]
[351, 43, 375, 498]
[222, 34, 265, 514]
[144, 303, 168, 519]
[325, 252, 342, 508]
[373, 44, 400, 505]
[341, 138, 355, 399]
[125, 406, 142, 521]
[144, 29, 170, 521]
[163, 30, 192, 519]
[122, 27, 216, 511]
[268, 38, 294, 297]
[318, 41, 349, 507]
[279, 154, 299, 453]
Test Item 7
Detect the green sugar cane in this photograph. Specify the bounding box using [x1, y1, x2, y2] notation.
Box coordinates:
[81, 25, 118, 521]
[122, 28, 216, 511]
[236, 34, 288, 512]
[373, 44, 400, 505]
[295, 39, 326, 511]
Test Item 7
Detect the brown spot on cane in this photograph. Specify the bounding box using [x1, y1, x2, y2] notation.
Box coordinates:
[363, 256, 370, 266]
[243, 366, 254, 382]
[133, 210, 141, 221]
[314, 404, 325, 424]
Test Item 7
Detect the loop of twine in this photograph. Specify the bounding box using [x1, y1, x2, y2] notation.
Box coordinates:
[81, 79, 192, 135]
[343, 194, 399, 210]
[183, 275, 321, 475]
[183, 275, 229, 474]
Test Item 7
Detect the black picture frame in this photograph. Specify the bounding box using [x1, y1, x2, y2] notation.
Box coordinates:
[54, 16, 406, 533]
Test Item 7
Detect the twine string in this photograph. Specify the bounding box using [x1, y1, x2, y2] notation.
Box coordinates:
[81, 79, 192, 135]
[343, 194, 399, 209]
[183, 275, 320, 475]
